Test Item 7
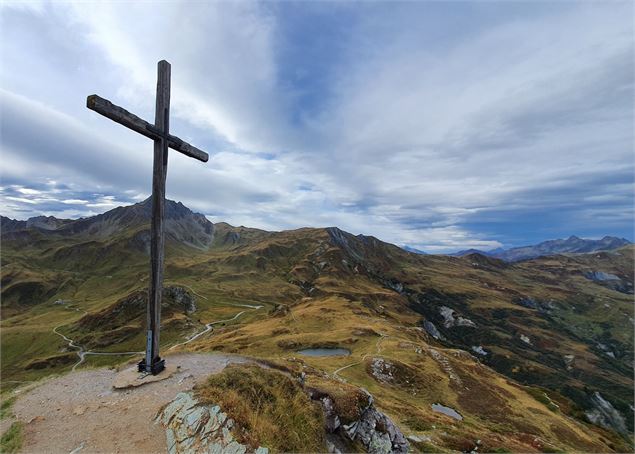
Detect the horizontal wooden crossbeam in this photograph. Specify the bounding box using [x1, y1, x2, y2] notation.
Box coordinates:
[86, 95, 209, 162]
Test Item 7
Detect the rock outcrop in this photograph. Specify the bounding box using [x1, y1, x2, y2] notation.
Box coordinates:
[313, 388, 408, 454]
[439, 306, 476, 328]
[77, 286, 196, 332]
[513, 297, 557, 314]
[156, 392, 268, 454]
[585, 392, 628, 435]
[584, 271, 633, 294]
[165, 286, 197, 314]
[584, 271, 620, 282]
[422, 320, 442, 340]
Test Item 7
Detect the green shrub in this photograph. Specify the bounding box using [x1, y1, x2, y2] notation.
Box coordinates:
[0, 396, 16, 420]
[0, 422, 23, 454]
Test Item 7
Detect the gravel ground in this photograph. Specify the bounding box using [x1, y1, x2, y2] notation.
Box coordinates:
[12, 353, 250, 454]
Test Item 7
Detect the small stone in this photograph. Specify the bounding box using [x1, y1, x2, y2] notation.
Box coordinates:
[27, 416, 46, 424]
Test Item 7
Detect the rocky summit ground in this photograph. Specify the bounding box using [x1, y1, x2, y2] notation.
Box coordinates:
[11, 353, 248, 454]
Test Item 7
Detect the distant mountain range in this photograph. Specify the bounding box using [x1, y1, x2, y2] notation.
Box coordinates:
[4, 203, 629, 263]
[445, 236, 631, 262]
[1, 197, 216, 251]
[1, 198, 633, 449]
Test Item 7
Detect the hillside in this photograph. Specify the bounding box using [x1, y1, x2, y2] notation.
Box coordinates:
[1, 201, 633, 452]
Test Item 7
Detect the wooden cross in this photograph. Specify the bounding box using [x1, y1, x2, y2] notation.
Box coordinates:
[86, 60, 208, 375]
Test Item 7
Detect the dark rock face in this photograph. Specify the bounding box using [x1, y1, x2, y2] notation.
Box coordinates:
[585, 271, 620, 281]
[584, 271, 633, 294]
[1, 215, 73, 233]
[26, 215, 69, 230]
[422, 321, 442, 340]
[77, 286, 196, 331]
[513, 297, 557, 313]
[321, 396, 341, 433]
[165, 286, 197, 314]
[384, 280, 404, 294]
[0, 215, 27, 233]
[585, 392, 628, 435]
[515, 297, 540, 310]
[439, 305, 476, 328]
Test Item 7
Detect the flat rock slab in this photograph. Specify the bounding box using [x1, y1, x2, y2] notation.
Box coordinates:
[113, 362, 179, 389]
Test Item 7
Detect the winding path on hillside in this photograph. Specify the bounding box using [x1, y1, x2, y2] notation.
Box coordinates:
[169, 304, 262, 351]
[333, 333, 388, 379]
[52, 303, 263, 371]
[52, 325, 142, 371]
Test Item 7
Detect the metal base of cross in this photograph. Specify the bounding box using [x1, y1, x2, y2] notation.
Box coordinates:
[137, 357, 165, 375]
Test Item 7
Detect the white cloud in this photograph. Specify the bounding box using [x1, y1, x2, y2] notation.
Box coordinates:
[0, 1, 632, 251]
[65, 1, 288, 153]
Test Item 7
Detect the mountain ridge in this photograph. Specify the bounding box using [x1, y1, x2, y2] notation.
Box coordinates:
[1, 199, 633, 451]
[450, 235, 631, 262]
[2, 200, 629, 260]
[1, 198, 215, 250]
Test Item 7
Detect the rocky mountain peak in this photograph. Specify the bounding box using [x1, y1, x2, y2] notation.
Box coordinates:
[26, 215, 67, 230]
[1, 198, 215, 250]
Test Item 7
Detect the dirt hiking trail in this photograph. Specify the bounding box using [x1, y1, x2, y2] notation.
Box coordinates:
[12, 353, 249, 454]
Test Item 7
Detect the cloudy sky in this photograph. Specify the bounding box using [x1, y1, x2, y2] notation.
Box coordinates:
[1, 1, 633, 252]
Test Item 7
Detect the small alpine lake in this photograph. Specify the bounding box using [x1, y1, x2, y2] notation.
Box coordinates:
[431, 403, 463, 421]
[297, 348, 351, 357]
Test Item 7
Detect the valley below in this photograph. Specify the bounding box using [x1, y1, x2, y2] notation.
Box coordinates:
[1, 199, 633, 453]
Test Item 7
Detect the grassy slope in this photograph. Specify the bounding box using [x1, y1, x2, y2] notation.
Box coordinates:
[196, 364, 326, 452]
[1, 224, 632, 452]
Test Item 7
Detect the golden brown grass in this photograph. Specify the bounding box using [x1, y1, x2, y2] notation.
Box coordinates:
[195, 364, 325, 453]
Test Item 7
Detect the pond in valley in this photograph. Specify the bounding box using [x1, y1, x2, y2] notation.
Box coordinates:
[431, 403, 463, 421]
[297, 348, 351, 357]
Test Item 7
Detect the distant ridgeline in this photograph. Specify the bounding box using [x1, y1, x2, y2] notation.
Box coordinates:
[1, 197, 215, 251]
[446, 235, 631, 262]
[1, 199, 633, 451]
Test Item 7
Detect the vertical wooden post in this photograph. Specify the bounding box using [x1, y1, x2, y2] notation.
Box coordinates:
[145, 60, 171, 374]
[88, 60, 208, 376]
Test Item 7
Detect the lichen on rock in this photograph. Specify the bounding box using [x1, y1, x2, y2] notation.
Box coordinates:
[156, 392, 268, 454]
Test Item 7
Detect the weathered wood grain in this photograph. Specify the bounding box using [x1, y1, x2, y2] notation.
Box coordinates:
[86, 59, 209, 374]
[147, 60, 171, 371]
[87, 95, 208, 162]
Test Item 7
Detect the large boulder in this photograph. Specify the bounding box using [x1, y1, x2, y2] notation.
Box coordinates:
[342, 398, 409, 454]
[310, 386, 408, 454]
